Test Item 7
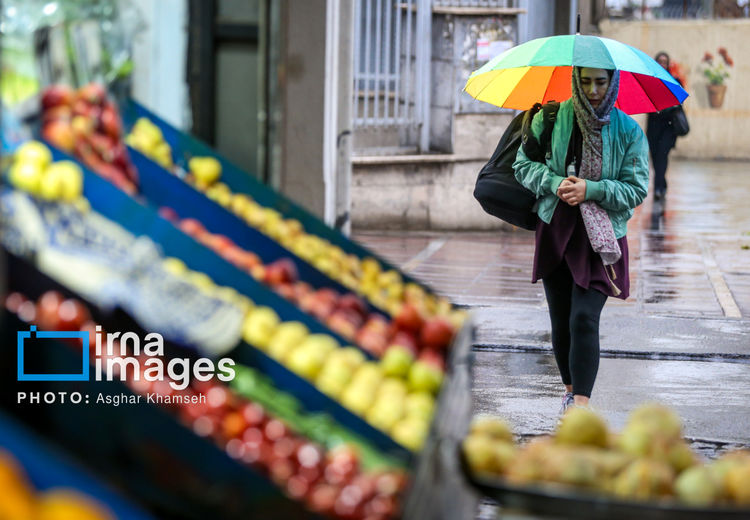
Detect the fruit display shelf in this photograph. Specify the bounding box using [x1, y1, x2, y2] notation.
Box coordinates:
[1, 263, 390, 519]
[0, 410, 156, 520]
[2, 247, 479, 519]
[118, 99, 422, 291]
[117, 100, 464, 328]
[39, 145, 356, 352]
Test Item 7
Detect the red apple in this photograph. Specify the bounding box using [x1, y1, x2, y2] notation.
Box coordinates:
[418, 348, 446, 371]
[240, 402, 266, 427]
[286, 474, 311, 500]
[57, 299, 90, 331]
[42, 105, 73, 124]
[337, 293, 369, 319]
[42, 121, 75, 152]
[419, 318, 455, 351]
[272, 437, 298, 460]
[293, 282, 314, 302]
[390, 330, 419, 356]
[374, 471, 408, 496]
[296, 442, 325, 469]
[41, 85, 75, 109]
[274, 283, 296, 301]
[100, 104, 122, 139]
[158, 206, 180, 222]
[364, 494, 398, 517]
[77, 83, 107, 106]
[315, 288, 339, 304]
[394, 304, 424, 333]
[269, 457, 295, 486]
[242, 426, 265, 448]
[306, 483, 339, 514]
[264, 258, 298, 286]
[178, 218, 205, 237]
[35, 291, 64, 330]
[355, 329, 388, 357]
[327, 311, 360, 341]
[17, 300, 36, 323]
[5, 292, 27, 313]
[263, 419, 288, 442]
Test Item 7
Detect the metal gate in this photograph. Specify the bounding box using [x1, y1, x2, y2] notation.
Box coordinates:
[352, 0, 431, 152]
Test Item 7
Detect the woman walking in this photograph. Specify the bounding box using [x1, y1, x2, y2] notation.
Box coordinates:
[513, 67, 649, 412]
[647, 52, 682, 201]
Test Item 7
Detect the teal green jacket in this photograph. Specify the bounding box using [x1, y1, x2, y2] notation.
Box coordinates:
[512, 99, 649, 239]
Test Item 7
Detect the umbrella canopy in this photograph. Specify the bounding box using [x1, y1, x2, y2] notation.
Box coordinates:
[464, 35, 688, 114]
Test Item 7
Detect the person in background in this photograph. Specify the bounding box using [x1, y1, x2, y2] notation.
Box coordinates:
[513, 67, 649, 413]
[646, 51, 683, 201]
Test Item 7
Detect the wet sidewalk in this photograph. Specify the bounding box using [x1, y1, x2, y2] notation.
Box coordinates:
[354, 159, 750, 446]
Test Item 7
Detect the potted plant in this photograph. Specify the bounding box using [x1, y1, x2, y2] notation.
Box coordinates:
[701, 48, 733, 108]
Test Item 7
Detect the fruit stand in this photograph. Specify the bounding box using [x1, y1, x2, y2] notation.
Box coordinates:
[0, 79, 481, 519]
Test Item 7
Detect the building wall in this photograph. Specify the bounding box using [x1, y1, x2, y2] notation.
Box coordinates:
[599, 18, 750, 159]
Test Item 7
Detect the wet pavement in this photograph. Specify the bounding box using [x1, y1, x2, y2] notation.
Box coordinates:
[354, 159, 750, 446]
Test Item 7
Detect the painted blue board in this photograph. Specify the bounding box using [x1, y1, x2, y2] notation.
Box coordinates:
[43, 146, 362, 355]
[119, 99, 439, 297]
[0, 410, 156, 520]
[231, 342, 413, 465]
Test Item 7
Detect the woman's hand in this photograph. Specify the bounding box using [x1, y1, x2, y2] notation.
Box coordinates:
[557, 176, 587, 206]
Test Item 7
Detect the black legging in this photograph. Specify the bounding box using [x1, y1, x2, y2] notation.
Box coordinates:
[542, 262, 608, 398]
[647, 114, 676, 195]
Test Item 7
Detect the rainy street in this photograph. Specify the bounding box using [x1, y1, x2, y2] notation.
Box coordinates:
[355, 159, 750, 449]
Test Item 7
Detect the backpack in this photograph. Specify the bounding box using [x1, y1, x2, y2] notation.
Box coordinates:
[473, 101, 560, 230]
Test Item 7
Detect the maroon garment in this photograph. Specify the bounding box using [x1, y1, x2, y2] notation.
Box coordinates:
[532, 201, 630, 299]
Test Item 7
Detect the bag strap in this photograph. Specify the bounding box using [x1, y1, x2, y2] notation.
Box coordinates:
[521, 100, 560, 162]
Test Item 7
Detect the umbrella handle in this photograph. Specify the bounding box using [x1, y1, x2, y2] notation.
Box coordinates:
[576, 14, 581, 35]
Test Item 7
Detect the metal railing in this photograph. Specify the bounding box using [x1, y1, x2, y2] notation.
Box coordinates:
[352, 0, 431, 152]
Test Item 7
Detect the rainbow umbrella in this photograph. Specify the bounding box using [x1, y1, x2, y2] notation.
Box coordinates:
[464, 35, 688, 114]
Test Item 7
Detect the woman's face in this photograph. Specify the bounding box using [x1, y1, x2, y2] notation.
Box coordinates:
[580, 68, 611, 109]
[657, 54, 669, 70]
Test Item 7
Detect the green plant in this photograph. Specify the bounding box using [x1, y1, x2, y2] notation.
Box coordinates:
[701, 48, 734, 86]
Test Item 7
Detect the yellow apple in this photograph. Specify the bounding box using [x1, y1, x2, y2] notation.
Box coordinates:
[267, 322, 309, 359]
[242, 306, 281, 350]
[44, 161, 83, 201]
[14, 140, 52, 169]
[189, 156, 222, 186]
[8, 161, 44, 195]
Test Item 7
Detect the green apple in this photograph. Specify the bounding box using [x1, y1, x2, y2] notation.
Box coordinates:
[318, 358, 353, 387]
[404, 392, 435, 420]
[315, 373, 348, 399]
[367, 400, 404, 432]
[328, 346, 366, 370]
[298, 334, 339, 357]
[8, 161, 44, 195]
[377, 378, 408, 400]
[242, 306, 281, 350]
[408, 360, 443, 395]
[286, 346, 326, 380]
[341, 383, 376, 416]
[351, 362, 383, 388]
[268, 321, 309, 358]
[391, 416, 429, 452]
[381, 345, 414, 378]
